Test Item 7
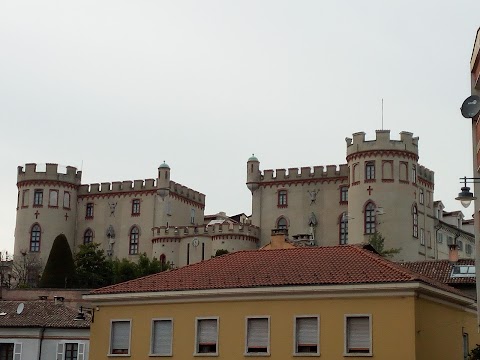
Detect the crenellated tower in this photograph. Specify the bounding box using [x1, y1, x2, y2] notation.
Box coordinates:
[15, 163, 82, 265]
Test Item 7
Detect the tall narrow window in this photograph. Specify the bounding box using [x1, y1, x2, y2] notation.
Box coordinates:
[278, 190, 288, 207]
[277, 217, 288, 230]
[196, 318, 218, 355]
[413, 205, 418, 238]
[30, 224, 41, 252]
[345, 315, 372, 355]
[160, 254, 166, 267]
[382, 160, 393, 180]
[63, 191, 71, 209]
[295, 316, 319, 355]
[84, 229, 93, 244]
[412, 164, 417, 184]
[129, 227, 139, 255]
[420, 228, 425, 246]
[246, 317, 269, 354]
[110, 320, 131, 355]
[339, 213, 348, 245]
[365, 161, 375, 180]
[352, 163, 359, 184]
[463, 333, 469, 360]
[86, 203, 94, 219]
[340, 186, 348, 203]
[22, 189, 29, 207]
[49, 190, 58, 207]
[399, 162, 408, 182]
[419, 189, 424, 205]
[131, 199, 140, 216]
[33, 189, 43, 207]
[190, 208, 195, 224]
[187, 243, 190, 265]
[364, 203, 376, 234]
[202, 242, 205, 261]
[151, 319, 173, 356]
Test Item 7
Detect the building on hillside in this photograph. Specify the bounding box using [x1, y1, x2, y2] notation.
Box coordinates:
[0, 298, 90, 360]
[247, 130, 475, 261]
[84, 245, 478, 360]
[13, 163, 259, 273]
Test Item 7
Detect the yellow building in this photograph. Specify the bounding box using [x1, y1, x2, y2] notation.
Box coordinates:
[85, 245, 478, 359]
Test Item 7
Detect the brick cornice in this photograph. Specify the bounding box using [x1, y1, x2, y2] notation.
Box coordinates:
[346, 149, 418, 162]
[17, 180, 79, 190]
[259, 176, 348, 188]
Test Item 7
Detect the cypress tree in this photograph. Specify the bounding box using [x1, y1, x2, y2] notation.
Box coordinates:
[39, 234, 76, 288]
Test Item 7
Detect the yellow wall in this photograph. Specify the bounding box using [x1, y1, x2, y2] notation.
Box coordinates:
[415, 297, 478, 360]
[90, 296, 416, 360]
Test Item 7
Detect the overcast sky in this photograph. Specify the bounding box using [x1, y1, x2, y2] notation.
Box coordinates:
[1, 1, 479, 254]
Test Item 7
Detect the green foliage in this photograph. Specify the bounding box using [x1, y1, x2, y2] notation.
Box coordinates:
[110, 253, 169, 284]
[74, 243, 113, 288]
[368, 232, 401, 258]
[469, 344, 480, 360]
[215, 249, 229, 257]
[39, 234, 75, 288]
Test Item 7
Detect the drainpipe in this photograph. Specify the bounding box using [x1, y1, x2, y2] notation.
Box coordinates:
[434, 222, 441, 259]
[37, 326, 46, 360]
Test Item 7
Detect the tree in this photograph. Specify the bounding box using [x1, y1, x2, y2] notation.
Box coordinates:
[74, 243, 113, 288]
[39, 234, 75, 288]
[469, 344, 480, 360]
[11, 251, 42, 288]
[214, 249, 229, 257]
[367, 232, 401, 258]
[136, 254, 169, 277]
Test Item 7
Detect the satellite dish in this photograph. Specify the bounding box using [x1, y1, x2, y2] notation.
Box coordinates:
[461, 95, 480, 118]
[16, 303, 24, 315]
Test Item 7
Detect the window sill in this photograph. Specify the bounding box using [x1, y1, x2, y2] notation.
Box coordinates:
[343, 352, 372, 357]
[244, 353, 270, 357]
[293, 352, 320, 357]
[364, 179, 376, 183]
[108, 353, 130, 357]
[193, 353, 218, 357]
[63, 207, 71, 210]
[277, 205, 288, 208]
[399, 180, 409, 184]
[131, 213, 140, 217]
[149, 354, 172, 357]
[351, 181, 360, 186]
[48, 205, 59, 209]
[381, 179, 394, 183]
[339, 201, 348, 205]
[85, 216, 94, 220]
[33, 205, 43, 208]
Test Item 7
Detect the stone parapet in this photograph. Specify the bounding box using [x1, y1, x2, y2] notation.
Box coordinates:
[346, 130, 419, 158]
[17, 163, 82, 186]
[152, 223, 260, 239]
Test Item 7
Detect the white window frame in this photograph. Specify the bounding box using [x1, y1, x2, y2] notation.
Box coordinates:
[57, 342, 86, 360]
[344, 314, 372, 357]
[293, 315, 320, 356]
[245, 316, 270, 356]
[194, 316, 219, 356]
[109, 319, 132, 357]
[150, 318, 173, 357]
[420, 228, 425, 246]
[13, 343, 22, 360]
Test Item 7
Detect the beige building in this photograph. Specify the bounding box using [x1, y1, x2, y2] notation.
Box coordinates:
[248, 130, 474, 261]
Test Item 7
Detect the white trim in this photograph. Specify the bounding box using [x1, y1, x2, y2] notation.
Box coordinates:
[293, 315, 320, 357]
[109, 319, 132, 357]
[194, 316, 219, 357]
[244, 316, 270, 357]
[344, 314, 372, 357]
[150, 317, 173, 357]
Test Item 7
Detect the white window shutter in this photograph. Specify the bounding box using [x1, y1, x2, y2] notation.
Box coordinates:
[198, 319, 217, 345]
[347, 317, 370, 351]
[78, 343, 85, 360]
[152, 320, 172, 355]
[247, 318, 269, 349]
[56, 343, 64, 360]
[13, 343, 22, 360]
[296, 317, 318, 346]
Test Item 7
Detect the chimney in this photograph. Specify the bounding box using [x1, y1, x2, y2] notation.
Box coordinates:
[267, 228, 290, 249]
[448, 244, 459, 262]
[54, 296, 65, 305]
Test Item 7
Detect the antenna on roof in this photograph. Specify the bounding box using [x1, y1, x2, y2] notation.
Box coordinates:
[16, 303, 24, 315]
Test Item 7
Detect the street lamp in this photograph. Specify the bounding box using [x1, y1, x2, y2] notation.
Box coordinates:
[455, 177, 478, 208]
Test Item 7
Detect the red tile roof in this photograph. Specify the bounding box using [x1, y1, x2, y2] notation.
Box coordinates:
[399, 259, 475, 285]
[90, 245, 471, 298]
[0, 300, 90, 328]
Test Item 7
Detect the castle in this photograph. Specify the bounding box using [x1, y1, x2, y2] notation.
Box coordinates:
[14, 130, 474, 273]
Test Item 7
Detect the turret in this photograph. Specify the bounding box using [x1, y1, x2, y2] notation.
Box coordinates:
[157, 161, 171, 199]
[246, 154, 260, 193]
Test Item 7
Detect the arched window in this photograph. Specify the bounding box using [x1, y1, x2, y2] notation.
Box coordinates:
[277, 217, 288, 229]
[412, 205, 418, 238]
[84, 229, 93, 244]
[30, 224, 41, 252]
[129, 226, 140, 255]
[160, 254, 166, 267]
[364, 202, 376, 234]
[339, 213, 348, 245]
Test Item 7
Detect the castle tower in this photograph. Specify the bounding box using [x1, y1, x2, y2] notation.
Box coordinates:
[15, 163, 82, 265]
[246, 155, 261, 227]
[346, 130, 433, 261]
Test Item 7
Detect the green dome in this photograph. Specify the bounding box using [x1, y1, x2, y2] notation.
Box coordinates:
[158, 161, 170, 169]
[248, 154, 259, 162]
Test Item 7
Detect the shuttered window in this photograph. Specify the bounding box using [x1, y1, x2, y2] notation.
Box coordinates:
[110, 320, 131, 355]
[13, 343, 21, 360]
[196, 318, 218, 354]
[246, 317, 269, 354]
[345, 316, 371, 354]
[151, 319, 173, 356]
[295, 316, 319, 354]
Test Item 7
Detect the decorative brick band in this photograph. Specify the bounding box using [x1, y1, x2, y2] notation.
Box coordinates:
[260, 176, 348, 188]
[346, 149, 418, 162]
[17, 180, 79, 190]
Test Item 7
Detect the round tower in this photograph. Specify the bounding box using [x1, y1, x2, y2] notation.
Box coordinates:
[246, 154, 262, 228]
[14, 163, 82, 266]
[157, 161, 171, 199]
[345, 130, 420, 260]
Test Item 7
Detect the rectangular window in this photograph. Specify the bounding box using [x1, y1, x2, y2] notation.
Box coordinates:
[22, 189, 29, 207]
[278, 190, 288, 207]
[419, 188, 424, 205]
[458, 240, 464, 251]
[56, 343, 85, 360]
[294, 316, 319, 355]
[365, 161, 375, 180]
[110, 320, 131, 355]
[63, 191, 71, 209]
[151, 319, 173, 356]
[132, 199, 140, 216]
[340, 186, 348, 203]
[345, 315, 372, 355]
[86, 203, 94, 219]
[420, 228, 425, 246]
[463, 333, 469, 360]
[190, 208, 195, 224]
[196, 318, 218, 355]
[0, 343, 14, 360]
[49, 190, 58, 207]
[437, 232, 443, 243]
[246, 317, 269, 355]
[33, 189, 43, 207]
[412, 164, 417, 184]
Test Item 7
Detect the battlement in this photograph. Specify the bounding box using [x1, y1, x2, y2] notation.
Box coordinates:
[152, 223, 260, 238]
[17, 163, 82, 185]
[78, 179, 205, 203]
[259, 164, 349, 182]
[346, 130, 419, 157]
[417, 164, 434, 183]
